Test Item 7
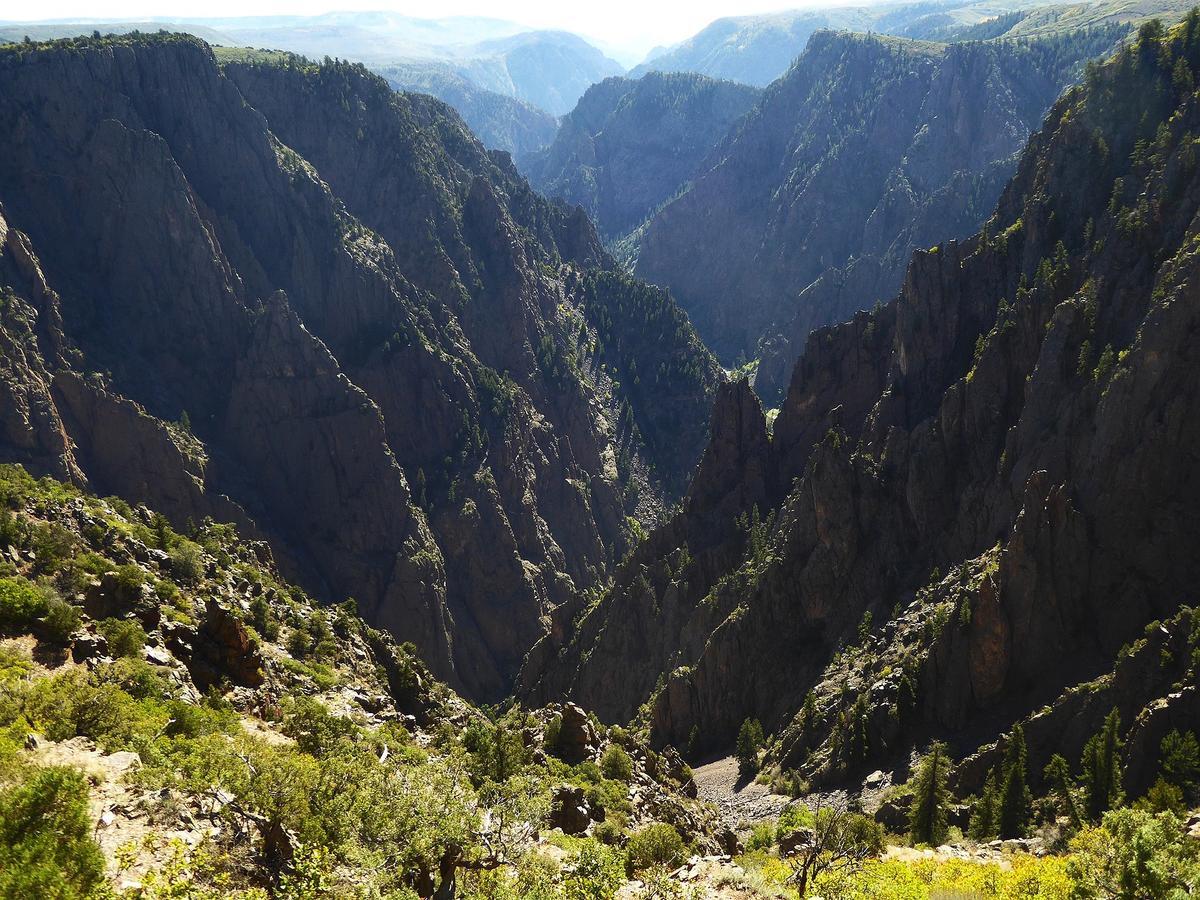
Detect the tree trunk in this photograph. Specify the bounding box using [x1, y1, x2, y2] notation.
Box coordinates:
[432, 849, 460, 900]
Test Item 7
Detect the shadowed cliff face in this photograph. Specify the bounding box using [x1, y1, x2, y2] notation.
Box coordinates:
[632, 29, 1125, 399]
[521, 72, 761, 242]
[0, 34, 722, 701]
[522, 21, 1200, 788]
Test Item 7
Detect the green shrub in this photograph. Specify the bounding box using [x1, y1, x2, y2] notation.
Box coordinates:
[543, 715, 563, 753]
[585, 779, 632, 817]
[97, 617, 146, 658]
[0, 578, 79, 644]
[574, 760, 603, 784]
[746, 821, 776, 851]
[0, 766, 106, 898]
[282, 696, 359, 758]
[163, 698, 237, 740]
[105, 658, 168, 701]
[29, 523, 77, 574]
[168, 540, 205, 585]
[19, 667, 166, 750]
[111, 563, 148, 595]
[564, 840, 625, 897]
[286, 611, 336, 662]
[38, 596, 81, 644]
[592, 817, 626, 846]
[1137, 776, 1186, 814]
[626, 823, 684, 872]
[1069, 807, 1200, 897]
[249, 593, 280, 641]
[777, 802, 815, 836]
[0, 577, 50, 634]
[600, 744, 633, 781]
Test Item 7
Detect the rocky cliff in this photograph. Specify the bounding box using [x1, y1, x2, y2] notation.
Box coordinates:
[378, 61, 559, 157]
[522, 16, 1200, 793]
[0, 34, 722, 701]
[633, 29, 1126, 397]
[522, 72, 760, 241]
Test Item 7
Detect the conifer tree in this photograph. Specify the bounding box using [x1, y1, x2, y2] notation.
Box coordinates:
[1082, 708, 1124, 821]
[909, 741, 952, 846]
[1043, 754, 1083, 831]
[999, 725, 1031, 838]
[968, 768, 1000, 839]
[736, 718, 764, 776]
[1160, 729, 1200, 793]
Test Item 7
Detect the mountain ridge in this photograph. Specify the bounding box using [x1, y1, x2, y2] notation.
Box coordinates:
[521, 15, 1200, 808]
[0, 33, 722, 702]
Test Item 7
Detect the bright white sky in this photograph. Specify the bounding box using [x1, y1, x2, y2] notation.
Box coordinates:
[0, 1, 838, 57]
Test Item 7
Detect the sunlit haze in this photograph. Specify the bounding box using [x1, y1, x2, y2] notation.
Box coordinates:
[0, 0, 864, 61]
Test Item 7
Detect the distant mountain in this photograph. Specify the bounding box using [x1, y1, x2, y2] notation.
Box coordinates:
[631, 28, 1128, 398]
[630, 7, 876, 86]
[200, 11, 532, 60]
[379, 61, 559, 156]
[630, 0, 1186, 88]
[1, 13, 624, 117]
[0, 12, 530, 58]
[443, 30, 624, 115]
[0, 21, 237, 45]
[522, 72, 760, 240]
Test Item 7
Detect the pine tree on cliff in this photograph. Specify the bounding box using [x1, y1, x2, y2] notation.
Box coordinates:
[909, 741, 951, 845]
[1082, 708, 1124, 821]
[999, 725, 1031, 838]
[968, 767, 1000, 839]
[1043, 754, 1083, 831]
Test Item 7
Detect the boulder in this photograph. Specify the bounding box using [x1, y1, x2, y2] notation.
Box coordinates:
[556, 703, 599, 764]
[873, 794, 910, 831]
[549, 785, 592, 835]
[189, 599, 264, 690]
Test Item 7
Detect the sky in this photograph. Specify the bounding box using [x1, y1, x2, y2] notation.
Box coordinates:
[0, 1, 830, 59]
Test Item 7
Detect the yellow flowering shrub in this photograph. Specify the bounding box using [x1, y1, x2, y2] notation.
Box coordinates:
[815, 853, 1073, 899]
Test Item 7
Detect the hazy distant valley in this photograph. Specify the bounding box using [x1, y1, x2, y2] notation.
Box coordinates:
[2, 1, 1200, 897]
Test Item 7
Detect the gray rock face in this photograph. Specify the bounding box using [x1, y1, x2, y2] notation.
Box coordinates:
[522, 72, 760, 240]
[528, 29, 1200, 790]
[0, 35, 722, 702]
[379, 63, 558, 158]
[517, 380, 771, 725]
[633, 30, 1121, 390]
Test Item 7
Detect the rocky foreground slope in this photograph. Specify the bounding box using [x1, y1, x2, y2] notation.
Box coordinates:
[0, 34, 722, 701]
[0, 464, 723, 897]
[522, 15, 1200, 801]
[633, 28, 1127, 396]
